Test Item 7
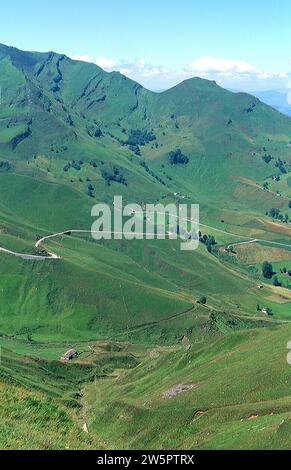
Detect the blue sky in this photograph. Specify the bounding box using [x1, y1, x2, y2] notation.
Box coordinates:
[1, 0, 291, 90]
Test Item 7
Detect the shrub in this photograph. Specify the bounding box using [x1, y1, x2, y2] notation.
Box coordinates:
[0, 161, 11, 172]
[272, 276, 281, 287]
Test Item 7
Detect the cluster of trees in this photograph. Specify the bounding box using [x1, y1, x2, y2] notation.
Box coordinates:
[90, 159, 98, 168]
[11, 127, 31, 150]
[128, 144, 141, 156]
[125, 129, 156, 146]
[101, 166, 127, 186]
[87, 183, 95, 198]
[256, 304, 273, 316]
[262, 154, 273, 164]
[123, 129, 156, 156]
[279, 267, 291, 276]
[63, 160, 84, 172]
[66, 115, 74, 127]
[199, 232, 216, 253]
[89, 159, 105, 168]
[50, 144, 68, 154]
[72, 160, 83, 171]
[168, 148, 189, 165]
[262, 261, 291, 286]
[267, 207, 289, 223]
[272, 175, 280, 182]
[244, 102, 256, 113]
[275, 157, 287, 174]
[261, 154, 287, 174]
[63, 163, 70, 172]
[151, 141, 161, 150]
[87, 126, 103, 139]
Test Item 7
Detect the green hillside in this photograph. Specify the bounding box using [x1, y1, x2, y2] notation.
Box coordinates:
[84, 324, 291, 450]
[0, 44, 290, 449]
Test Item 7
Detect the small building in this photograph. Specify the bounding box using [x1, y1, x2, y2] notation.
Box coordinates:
[60, 348, 78, 362]
[181, 336, 191, 350]
[257, 284, 264, 289]
[261, 308, 268, 315]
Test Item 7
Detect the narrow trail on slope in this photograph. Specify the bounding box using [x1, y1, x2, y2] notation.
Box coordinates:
[0, 245, 60, 260]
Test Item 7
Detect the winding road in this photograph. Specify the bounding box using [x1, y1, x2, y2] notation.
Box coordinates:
[0, 208, 290, 261]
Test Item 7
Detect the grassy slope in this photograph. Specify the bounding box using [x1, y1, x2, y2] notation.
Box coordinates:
[0, 342, 140, 449]
[84, 324, 291, 450]
[0, 44, 290, 449]
[0, 381, 98, 450]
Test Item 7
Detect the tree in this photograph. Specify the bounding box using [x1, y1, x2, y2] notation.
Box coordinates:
[262, 261, 273, 279]
[27, 332, 33, 343]
[288, 200, 291, 209]
[199, 296, 207, 305]
[206, 242, 212, 253]
[208, 235, 216, 245]
[94, 128, 103, 138]
[265, 307, 273, 316]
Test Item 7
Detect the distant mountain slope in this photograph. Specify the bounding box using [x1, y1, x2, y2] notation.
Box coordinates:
[0, 43, 291, 210]
[250, 89, 291, 117]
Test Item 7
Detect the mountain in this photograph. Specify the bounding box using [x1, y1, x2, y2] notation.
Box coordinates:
[1, 42, 291, 212]
[0, 44, 290, 450]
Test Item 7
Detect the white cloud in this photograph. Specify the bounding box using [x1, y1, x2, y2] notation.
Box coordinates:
[72, 54, 95, 63]
[70, 53, 290, 92]
[71, 54, 117, 71]
[95, 56, 117, 70]
[183, 56, 291, 91]
[71, 54, 174, 85]
[187, 55, 261, 74]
